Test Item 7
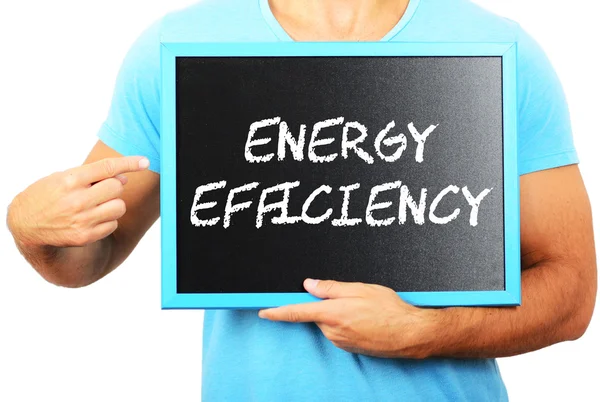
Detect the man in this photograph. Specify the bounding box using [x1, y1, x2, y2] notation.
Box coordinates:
[6, 0, 597, 400]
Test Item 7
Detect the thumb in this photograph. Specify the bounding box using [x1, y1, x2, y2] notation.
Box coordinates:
[303, 278, 367, 299]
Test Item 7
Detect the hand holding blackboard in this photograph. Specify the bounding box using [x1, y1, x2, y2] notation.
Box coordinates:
[257, 277, 436, 359]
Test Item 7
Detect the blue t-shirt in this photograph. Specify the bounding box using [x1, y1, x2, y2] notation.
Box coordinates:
[97, 0, 579, 400]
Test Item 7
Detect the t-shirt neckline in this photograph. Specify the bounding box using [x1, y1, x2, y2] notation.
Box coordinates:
[259, 0, 421, 42]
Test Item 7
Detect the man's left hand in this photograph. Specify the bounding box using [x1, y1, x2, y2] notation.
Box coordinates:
[258, 279, 441, 359]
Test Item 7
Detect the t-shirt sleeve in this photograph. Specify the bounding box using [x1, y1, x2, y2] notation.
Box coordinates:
[516, 26, 579, 176]
[96, 19, 162, 173]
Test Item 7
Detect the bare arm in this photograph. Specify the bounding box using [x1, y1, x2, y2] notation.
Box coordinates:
[259, 164, 597, 359]
[431, 164, 597, 357]
[6, 140, 160, 288]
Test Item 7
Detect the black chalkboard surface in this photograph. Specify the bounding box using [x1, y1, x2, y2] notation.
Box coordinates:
[160, 42, 520, 308]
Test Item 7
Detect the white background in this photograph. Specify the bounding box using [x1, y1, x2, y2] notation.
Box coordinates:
[0, 1, 598, 401]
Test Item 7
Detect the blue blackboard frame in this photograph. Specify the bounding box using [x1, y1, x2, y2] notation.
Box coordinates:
[160, 42, 520, 309]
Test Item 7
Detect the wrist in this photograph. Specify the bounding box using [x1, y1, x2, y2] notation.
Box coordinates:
[414, 307, 447, 358]
[389, 306, 446, 359]
[423, 307, 482, 358]
[6, 195, 28, 246]
[7, 195, 58, 260]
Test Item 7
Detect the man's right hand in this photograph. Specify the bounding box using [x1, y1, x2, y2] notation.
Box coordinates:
[7, 140, 159, 288]
[7, 156, 149, 249]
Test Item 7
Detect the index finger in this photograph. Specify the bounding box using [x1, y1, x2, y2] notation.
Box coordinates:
[76, 156, 150, 185]
[258, 300, 335, 323]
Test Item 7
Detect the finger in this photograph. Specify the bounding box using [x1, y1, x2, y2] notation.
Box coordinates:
[86, 177, 124, 207]
[76, 156, 149, 185]
[87, 199, 127, 224]
[114, 174, 128, 185]
[304, 279, 369, 299]
[85, 220, 119, 244]
[258, 301, 333, 323]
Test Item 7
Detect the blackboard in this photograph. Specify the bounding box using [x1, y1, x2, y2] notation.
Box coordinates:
[160, 43, 520, 308]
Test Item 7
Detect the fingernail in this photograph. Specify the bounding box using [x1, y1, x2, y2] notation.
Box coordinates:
[115, 174, 128, 184]
[258, 310, 267, 319]
[139, 158, 150, 169]
[305, 278, 319, 290]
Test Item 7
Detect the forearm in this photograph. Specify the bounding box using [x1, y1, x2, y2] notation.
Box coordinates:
[7, 202, 116, 288]
[424, 261, 596, 359]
